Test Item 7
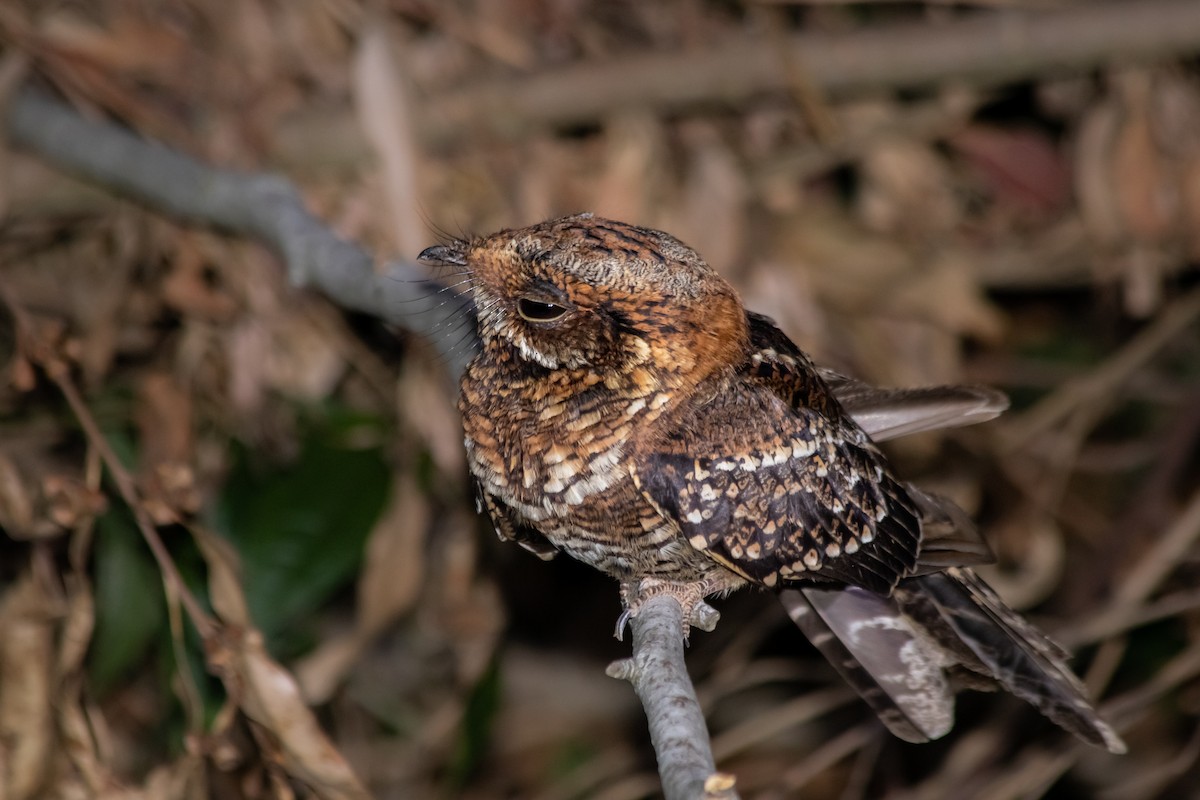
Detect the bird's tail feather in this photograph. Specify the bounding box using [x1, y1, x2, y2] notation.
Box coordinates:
[780, 586, 955, 743]
[896, 567, 1126, 753]
[781, 568, 1126, 753]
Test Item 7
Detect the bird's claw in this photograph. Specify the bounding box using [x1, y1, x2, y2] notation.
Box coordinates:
[616, 578, 721, 641]
[614, 608, 634, 641]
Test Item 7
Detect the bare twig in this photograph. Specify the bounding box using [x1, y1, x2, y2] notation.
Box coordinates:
[711, 687, 851, 762]
[1061, 586, 1200, 650]
[607, 595, 740, 800]
[40, 359, 216, 639]
[773, 724, 877, 799]
[1066, 490, 1200, 649]
[3, 86, 475, 378]
[414, 0, 1200, 148]
[1002, 287, 1200, 450]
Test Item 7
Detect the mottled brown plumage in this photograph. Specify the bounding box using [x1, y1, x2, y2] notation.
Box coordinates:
[420, 213, 1125, 753]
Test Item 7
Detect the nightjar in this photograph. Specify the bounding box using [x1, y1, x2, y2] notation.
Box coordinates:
[418, 213, 1124, 753]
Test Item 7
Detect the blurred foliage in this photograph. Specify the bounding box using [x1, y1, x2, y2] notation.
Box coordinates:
[91, 510, 166, 693]
[214, 410, 391, 654]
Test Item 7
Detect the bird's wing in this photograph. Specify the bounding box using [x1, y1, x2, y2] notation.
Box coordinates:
[747, 311, 1010, 442]
[825, 373, 1010, 443]
[477, 483, 559, 561]
[820, 369, 1009, 443]
[636, 313, 996, 592]
[635, 365, 923, 595]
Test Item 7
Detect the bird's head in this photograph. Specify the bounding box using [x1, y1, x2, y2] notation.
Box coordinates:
[419, 213, 749, 381]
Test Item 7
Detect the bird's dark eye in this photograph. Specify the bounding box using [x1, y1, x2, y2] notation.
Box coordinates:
[517, 298, 569, 323]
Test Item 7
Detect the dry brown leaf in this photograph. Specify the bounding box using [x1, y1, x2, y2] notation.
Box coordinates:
[1183, 156, 1200, 259]
[56, 689, 119, 797]
[194, 528, 369, 799]
[1112, 75, 1176, 242]
[1153, 74, 1200, 258]
[160, 238, 238, 322]
[1075, 71, 1196, 314]
[135, 371, 199, 523]
[890, 252, 1006, 343]
[770, 205, 912, 313]
[1148, 72, 1200, 159]
[231, 632, 370, 800]
[193, 527, 250, 628]
[296, 472, 430, 703]
[225, 2, 278, 87]
[515, 136, 562, 224]
[950, 124, 1071, 215]
[0, 452, 36, 536]
[357, 473, 428, 639]
[428, 514, 503, 686]
[441, 2, 536, 70]
[739, 260, 827, 356]
[265, 306, 347, 402]
[47, 519, 111, 800]
[1075, 93, 1127, 247]
[858, 136, 959, 235]
[38, 11, 186, 77]
[42, 473, 108, 532]
[139, 755, 208, 800]
[135, 373, 194, 477]
[0, 572, 58, 800]
[56, 571, 95, 679]
[396, 354, 463, 477]
[293, 633, 362, 708]
[225, 318, 271, 417]
[851, 317, 963, 402]
[1122, 245, 1170, 318]
[69, 237, 136, 386]
[353, 22, 424, 257]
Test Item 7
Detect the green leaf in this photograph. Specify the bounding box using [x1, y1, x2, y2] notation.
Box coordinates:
[90, 510, 166, 693]
[213, 422, 390, 652]
[450, 656, 502, 786]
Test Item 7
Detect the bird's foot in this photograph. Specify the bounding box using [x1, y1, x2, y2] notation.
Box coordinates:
[615, 578, 721, 641]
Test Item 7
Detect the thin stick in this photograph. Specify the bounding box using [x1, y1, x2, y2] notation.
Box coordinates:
[415, 0, 1200, 149]
[40, 360, 215, 639]
[607, 595, 740, 800]
[1002, 288, 1200, 450]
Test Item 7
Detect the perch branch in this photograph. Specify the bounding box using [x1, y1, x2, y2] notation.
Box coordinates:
[3, 87, 729, 799]
[607, 595, 739, 800]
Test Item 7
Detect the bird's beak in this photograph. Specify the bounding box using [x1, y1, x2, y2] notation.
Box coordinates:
[417, 244, 468, 267]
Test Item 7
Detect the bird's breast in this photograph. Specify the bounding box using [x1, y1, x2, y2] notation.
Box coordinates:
[460, 360, 718, 579]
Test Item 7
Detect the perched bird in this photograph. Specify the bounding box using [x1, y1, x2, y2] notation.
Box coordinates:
[419, 213, 1125, 753]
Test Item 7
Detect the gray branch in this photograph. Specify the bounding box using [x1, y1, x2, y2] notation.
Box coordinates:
[3, 86, 475, 378]
[2, 87, 723, 796]
[607, 595, 739, 800]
